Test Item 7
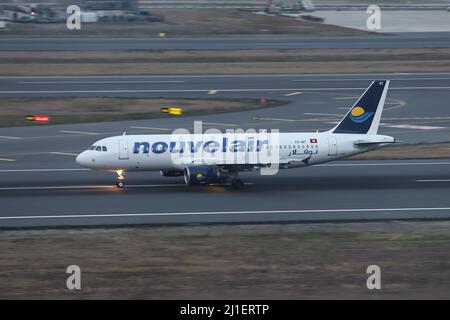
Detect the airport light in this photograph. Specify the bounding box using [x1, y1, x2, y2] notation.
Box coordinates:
[25, 115, 50, 123]
[160, 107, 183, 116]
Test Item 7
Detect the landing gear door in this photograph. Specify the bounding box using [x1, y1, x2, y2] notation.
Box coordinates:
[328, 137, 337, 156]
[119, 140, 129, 160]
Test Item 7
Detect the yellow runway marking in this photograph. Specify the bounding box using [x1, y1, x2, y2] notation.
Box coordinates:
[130, 126, 171, 131]
[0, 158, 16, 162]
[59, 130, 99, 135]
[49, 152, 78, 157]
[0, 135, 22, 140]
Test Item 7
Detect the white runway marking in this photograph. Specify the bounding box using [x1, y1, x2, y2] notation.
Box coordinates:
[3, 72, 450, 79]
[17, 80, 185, 84]
[1, 207, 450, 220]
[0, 184, 186, 191]
[48, 152, 78, 156]
[0, 183, 253, 191]
[0, 168, 89, 172]
[0, 158, 16, 162]
[1, 162, 449, 173]
[59, 130, 99, 135]
[416, 179, 450, 183]
[316, 162, 450, 167]
[203, 122, 237, 126]
[130, 126, 171, 131]
[0, 135, 23, 140]
[2, 86, 450, 94]
[384, 124, 447, 130]
[284, 91, 303, 96]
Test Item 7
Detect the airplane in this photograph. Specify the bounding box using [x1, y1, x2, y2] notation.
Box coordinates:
[76, 80, 395, 189]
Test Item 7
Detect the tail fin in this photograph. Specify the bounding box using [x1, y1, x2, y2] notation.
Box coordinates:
[332, 80, 390, 134]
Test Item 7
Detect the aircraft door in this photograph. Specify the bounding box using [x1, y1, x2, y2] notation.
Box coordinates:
[119, 140, 129, 160]
[328, 137, 337, 156]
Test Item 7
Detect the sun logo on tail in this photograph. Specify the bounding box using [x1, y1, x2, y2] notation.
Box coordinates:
[349, 106, 374, 123]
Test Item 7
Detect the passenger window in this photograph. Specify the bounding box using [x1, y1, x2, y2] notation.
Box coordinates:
[102, 146, 107, 152]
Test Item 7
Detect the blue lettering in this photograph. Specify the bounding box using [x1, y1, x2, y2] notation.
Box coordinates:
[152, 141, 168, 154]
[230, 140, 246, 152]
[257, 139, 268, 151]
[133, 142, 150, 154]
[204, 141, 219, 153]
[189, 141, 203, 153]
[170, 141, 184, 153]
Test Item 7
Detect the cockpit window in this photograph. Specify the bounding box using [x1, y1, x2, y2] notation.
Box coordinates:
[89, 145, 107, 151]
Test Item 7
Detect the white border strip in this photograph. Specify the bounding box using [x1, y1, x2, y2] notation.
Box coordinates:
[1, 207, 450, 220]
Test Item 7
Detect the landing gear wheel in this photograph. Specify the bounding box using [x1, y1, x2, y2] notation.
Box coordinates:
[116, 181, 125, 188]
[231, 178, 244, 190]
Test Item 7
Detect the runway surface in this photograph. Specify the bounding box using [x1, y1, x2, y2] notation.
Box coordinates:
[1, 33, 450, 51]
[1, 160, 450, 228]
[1, 72, 450, 228]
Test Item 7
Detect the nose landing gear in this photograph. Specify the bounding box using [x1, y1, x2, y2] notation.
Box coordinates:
[116, 170, 125, 188]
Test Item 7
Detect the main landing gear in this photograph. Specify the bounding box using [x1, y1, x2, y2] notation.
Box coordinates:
[230, 178, 244, 190]
[229, 171, 244, 190]
[116, 170, 125, 188]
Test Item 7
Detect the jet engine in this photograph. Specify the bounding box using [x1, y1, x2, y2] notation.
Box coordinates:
[160, 170, 184, 177]
[183, 165, 228, 185]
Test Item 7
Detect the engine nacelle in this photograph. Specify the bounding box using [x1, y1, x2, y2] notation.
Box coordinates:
[183, 165, 227, 185]
[160, 170, 184, 177]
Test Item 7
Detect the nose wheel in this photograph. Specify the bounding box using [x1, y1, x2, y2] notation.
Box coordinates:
[116, 170, 125, 188]
[116, 180, 125, 188]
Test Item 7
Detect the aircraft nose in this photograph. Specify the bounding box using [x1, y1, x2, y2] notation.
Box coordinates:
[76, 151, 90, 168]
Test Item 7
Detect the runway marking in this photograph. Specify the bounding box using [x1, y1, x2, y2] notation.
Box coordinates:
[416, 179, 450, 183]
[284, 91, 303, 97]
[0, 183, 253, 191]
[203, 122, 237, 126]
[0, 158, 16, 162]
[1, 162, 449, 174]
[316, 162, 450, 167]
[253, 117, 325, 122]
[3, 72, 450, 79]
[208, 90, 218, 95]
[0, 168, 89, 172]
[1, 207, 450, 221]
[59, 130, 99, 135]
[130, 126, 171, 131]
[0, 184, 184, 191]
[48, 152, 78, 157]
[0, 135, 23, 140]
[383, 124, 447, 130]
[3, 86, 450, 95]
[294, 77, 450, 82]
[17, 80, 185, 84]
[335, 96, 358, 100]
[304, 112, 342, 117]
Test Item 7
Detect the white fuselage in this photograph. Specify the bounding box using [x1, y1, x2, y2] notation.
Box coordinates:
[75, 132, 394, 172]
